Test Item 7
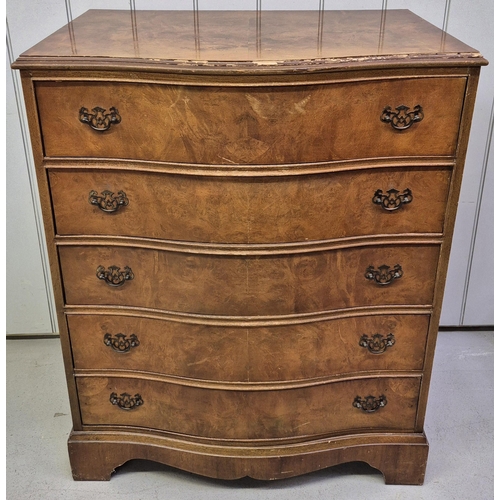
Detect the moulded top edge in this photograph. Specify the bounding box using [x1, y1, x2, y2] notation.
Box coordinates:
[12, 53, 488, 74]
[12, 9, 488, 72]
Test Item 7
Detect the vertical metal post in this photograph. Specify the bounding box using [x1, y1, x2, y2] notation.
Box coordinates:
[256, 0, 262, 58]
[440, 0, 452, 51]
[64, 0, 77, 55]
[130, 0, 139, 57]
[193, 0, 201, 58]
[317, 0, 325, 57]
[378, 0, 388, 54]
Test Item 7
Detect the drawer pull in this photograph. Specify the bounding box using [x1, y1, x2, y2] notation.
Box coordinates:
[89, 190, 129, 213]
[109, 392, 143, 411]
[380, 104, 423, 130]
[372, 188, 413, 211]
[359, 333, 395, 354]
[96, 265, 134, 287]
[353, 395, 387, 413]
[79, 106, 121, 131]
[104, 333, 140, 353]
[365, 264, 403, 286]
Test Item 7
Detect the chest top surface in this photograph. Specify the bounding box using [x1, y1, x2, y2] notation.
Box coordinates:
[13, 9, 486, 73]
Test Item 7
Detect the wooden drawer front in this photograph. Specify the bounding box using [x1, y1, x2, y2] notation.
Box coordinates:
[36, 78, 465, 164]
[68, 314, 430, 380]
[59, 244, 439, 315]
[50, 167, 451, 243]
[77, 375, 419, 439]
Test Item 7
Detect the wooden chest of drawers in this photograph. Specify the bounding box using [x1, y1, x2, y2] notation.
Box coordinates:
[13, 9, 486, 484]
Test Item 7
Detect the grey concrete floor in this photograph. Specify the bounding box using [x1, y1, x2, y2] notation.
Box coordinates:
[7, 331, 493, 500]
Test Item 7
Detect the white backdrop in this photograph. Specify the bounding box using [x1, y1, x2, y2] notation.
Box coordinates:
[6, 0, 494, 334]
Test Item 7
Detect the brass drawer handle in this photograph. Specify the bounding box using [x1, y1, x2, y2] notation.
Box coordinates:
[353, 395, 387, 413]
[365, 264, 403, 286]
[79, 106, 121, 131]
[372, 188, 413, 211]
[89, 190, 129, 213]
[96, 265, 134, 287]
[381, 104, 423, 130]
[109, 392, 143, 410]
[359, 333, 395, 354]
[104, 333, 140, 353]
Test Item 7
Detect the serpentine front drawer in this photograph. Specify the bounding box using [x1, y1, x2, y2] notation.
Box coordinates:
[68, 313, 430, 380]
[58, 243, 440, 315]
[36, 77, 466, 164]
[49, 166, 451, 243]
[76, 374, 421, 439]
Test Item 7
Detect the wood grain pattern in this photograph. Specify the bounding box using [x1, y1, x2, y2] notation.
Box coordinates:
[76, 375, 420, 439]
[17, 74, 85, 430]
[415, 67, 483, 431]
[14, 10, 486, 73]
[68, 313, 429, 380]
[12, 8, 486, 484]
[58, 244, 440, 315]
[68, 430, 429, 483]
[49, 167, 451, 243]
[36, 77, 466, 164]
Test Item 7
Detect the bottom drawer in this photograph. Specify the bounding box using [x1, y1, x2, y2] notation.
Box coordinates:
[77, 376, 420, 440]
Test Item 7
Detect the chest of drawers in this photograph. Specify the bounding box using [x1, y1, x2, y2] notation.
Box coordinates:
[13, 9, 486, 484]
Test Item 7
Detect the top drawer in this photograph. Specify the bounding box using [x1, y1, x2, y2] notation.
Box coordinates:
[35, 77, 466, 165]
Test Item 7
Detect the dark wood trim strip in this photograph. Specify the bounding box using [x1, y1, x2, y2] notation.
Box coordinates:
[7, 334, 60, 340]
[6, 325, 492, 340]
[438, 325, 493, 332]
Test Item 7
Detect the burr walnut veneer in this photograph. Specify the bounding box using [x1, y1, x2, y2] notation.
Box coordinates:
[13, 9, 486, 484]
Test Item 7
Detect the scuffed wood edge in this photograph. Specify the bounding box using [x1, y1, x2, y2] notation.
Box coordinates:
[68, 429, 429, 484]
[12, 52, 488, 73]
